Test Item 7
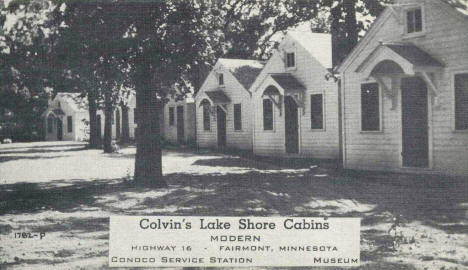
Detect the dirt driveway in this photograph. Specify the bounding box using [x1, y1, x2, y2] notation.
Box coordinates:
[0, 142, 467, 269]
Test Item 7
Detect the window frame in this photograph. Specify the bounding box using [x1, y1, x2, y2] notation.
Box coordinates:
[218, 73, 224, 86]
[233, 103, 242, 131]
[169, 106, 175, 126]
[67, 116, 73, 133]
[360, 82, 383, 133]
[453, 71, 468, 132]
[202, 103, 211, 131]
[310, 93, 325, 131]
[286, 52, 296, 69]
[262, 98, 274, 131]
[404, 5, 425, 37]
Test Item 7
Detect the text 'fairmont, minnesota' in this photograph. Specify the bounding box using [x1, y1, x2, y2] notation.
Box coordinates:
[109, 216, 360, 267]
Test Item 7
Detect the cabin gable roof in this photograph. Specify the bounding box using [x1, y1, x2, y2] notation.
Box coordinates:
[195, 58, 265, 101]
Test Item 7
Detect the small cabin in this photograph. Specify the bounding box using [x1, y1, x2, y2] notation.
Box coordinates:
[250, 30, 340, 159]
[162, 95, 196, 145]
[42, 93, 89, 141]
[338, 0, 468, 175]
[195, 58, 265, 150]
[42, 92, 137, 141]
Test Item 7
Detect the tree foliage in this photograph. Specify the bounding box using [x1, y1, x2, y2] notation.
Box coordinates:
[0, 0, 55, 140]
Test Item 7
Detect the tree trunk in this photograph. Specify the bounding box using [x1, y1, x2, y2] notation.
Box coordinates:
[133, 57, 166, 187]
[88, 94, 101, 149]
[343, 0, 358, 56]
[330, 3, 343, 68]
[121, 104, 130, 142]
[103, 98, 113, 153]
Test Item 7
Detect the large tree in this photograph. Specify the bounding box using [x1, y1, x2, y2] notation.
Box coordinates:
[50, 2, 131, 152]
[115, 0, 218, 187]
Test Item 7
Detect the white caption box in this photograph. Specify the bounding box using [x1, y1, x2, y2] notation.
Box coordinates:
[109, 216, 360, 267]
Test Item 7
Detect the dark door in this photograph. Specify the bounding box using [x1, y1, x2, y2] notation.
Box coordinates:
[284, 96, 299, 154]
[115, 109, 121, 140]
[97, 115, 102, 139]
[401, 76, 429, 168]
[57, 119, 63, 141]
[177, 106, 184, 144]
[217, 106, 226, 148]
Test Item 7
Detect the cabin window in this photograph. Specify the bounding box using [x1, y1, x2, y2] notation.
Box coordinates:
[406, 8, 423, 34]
[67, 116, 73, 132]
[361, 83, 380, 131]
[310, 94, 324, 129]
[286, 52, 295, 68]
[455, 73, 468, 130]
[169, 107, 175, 126]
[203, 103, 211, 131]
[234, 103, 242, 131]
[218, 73, 224, 86]
[263, 99, 273, 131]
[47, 117, 53, 133]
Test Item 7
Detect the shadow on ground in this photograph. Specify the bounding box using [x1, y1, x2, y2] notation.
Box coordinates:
[1, 168, 467, 233]
[1, 143, 467, 269]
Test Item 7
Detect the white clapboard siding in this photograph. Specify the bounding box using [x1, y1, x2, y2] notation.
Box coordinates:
[340, 0, 468, 175]
[162, 96, 196, 144]
[195, 59, 259, 150]
[251, 33, 340, 159]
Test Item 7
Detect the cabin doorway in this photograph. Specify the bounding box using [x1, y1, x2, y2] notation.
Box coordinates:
[284, 96, 299, 154]
[216, 106, 226, 148]
[401, 76, 429, 168]
[57, 119, 63, 141]
[176, 105, 184, 144]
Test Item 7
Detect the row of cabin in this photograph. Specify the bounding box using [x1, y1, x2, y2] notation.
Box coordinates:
[44, 0, 467, 176]
[42, 93, 137, 141]
[192, 32, 339, 160]
[162, 0, 468, 176]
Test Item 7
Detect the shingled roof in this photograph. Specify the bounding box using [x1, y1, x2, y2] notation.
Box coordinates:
[442, 0, 468, 16]
[218, 58, 265, 90]
[286, 31, 332, 69]
[205, 90, 231, 104]
[270, 73, 306, 93]
[385, 44, 444, 67]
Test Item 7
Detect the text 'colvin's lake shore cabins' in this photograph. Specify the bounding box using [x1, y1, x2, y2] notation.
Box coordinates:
[42, 92, 137, 141]
[338, 0, 468, 175]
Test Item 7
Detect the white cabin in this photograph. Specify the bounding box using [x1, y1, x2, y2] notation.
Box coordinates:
[162, 95, 196, 145]
[250, 30, 340, 159]
[42, 93, 137, 142]
[195, 58, 265, 150]
[338, 0, 468, 176]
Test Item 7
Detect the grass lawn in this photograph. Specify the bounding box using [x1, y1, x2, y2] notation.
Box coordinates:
[0, 141, 467, 270]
